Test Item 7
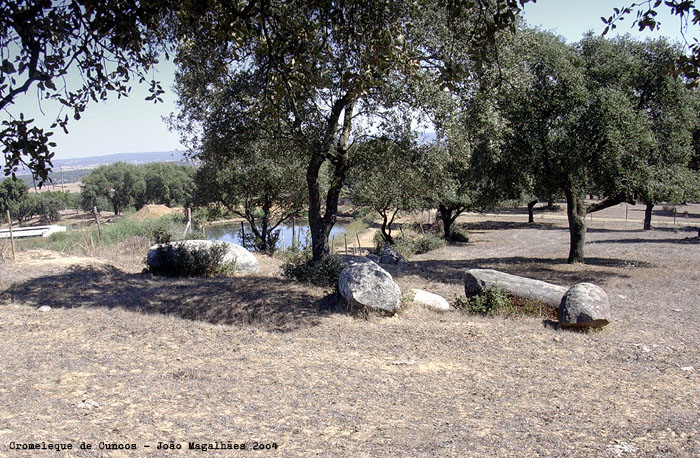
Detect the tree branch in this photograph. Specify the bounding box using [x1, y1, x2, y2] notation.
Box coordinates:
[586, 193, 635, 214]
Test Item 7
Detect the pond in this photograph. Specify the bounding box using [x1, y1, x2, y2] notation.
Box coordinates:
[205, 219, 348, 251]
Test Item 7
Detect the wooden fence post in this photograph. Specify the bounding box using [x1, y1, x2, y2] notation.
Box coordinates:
[6, 210, 16, 261]
[344, 234, 348, 255]
[183, 208, 192, 236]
[674, 207, 677, 229]
[93, 207, 103, 245]
[356, 233, 362, 255]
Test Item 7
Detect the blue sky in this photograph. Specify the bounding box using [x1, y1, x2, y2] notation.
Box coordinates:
[3, 0, 697, 161]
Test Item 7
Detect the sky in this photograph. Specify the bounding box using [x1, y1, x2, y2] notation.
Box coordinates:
[3, 0, 698, 162]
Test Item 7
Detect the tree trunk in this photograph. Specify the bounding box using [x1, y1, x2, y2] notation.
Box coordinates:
[643, 203, 653, 230]
[527, 199, 538, 224]
[379, 209, 396, 244]
[438, 204, 453, 239]
[307, 155, 330, 261]
[565, 187, 586, 264]
[307, 97, 355, 262]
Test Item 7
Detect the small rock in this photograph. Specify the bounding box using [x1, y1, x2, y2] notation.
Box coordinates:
[553, 336, 562, 343]
[378, 245, 406, 265]
[37, 306, 52, 312]
[392, 360, 416, 365]
[78, 399, 99, 409]
[681, 366, 694, 372]
[558, 283, 611, 328]
[607, 440, 637, 456]
[672, 309, 682, 312]
[407, 289, 450, 312]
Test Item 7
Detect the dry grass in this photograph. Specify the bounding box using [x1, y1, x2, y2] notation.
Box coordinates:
[129, 204, 184, 222]
[0, 203, 699, 456]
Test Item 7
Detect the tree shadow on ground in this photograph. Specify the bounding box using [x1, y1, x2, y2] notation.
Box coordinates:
[651, 208, 700, 219]
[588, 225, 697, 234]
[7, 265, 344, 332]
[388, 256, 651, 286]
[589, 236, 700, 245]
[463, 221, 560, 231]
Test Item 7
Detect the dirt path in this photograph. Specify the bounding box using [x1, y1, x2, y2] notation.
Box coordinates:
[0, 211, 698, 456]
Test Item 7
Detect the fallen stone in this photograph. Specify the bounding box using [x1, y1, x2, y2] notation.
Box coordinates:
[147, 239, 258, 274]
[558, 282, 611, 328]
[464, 269, 568, 309]
[408, 289, 450, 312]
[37, 305, 52, 312]
[379, 245, 406, 265]
[339, 259, 401, 314]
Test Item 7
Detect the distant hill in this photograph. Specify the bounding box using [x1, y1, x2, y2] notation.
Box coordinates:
[50, 151, 188, 170]
[13, 151, 192, 187]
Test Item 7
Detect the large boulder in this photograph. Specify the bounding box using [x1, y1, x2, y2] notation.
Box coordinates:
[147, 240, 258, 274]
[558, 283, 611, 328]
[464, 269, 568, 310]
[408, 289, 450, 312]
[339, 259, 401, 314]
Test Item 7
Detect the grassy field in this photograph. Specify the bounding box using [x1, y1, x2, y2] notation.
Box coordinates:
[0, 202, 699, 456]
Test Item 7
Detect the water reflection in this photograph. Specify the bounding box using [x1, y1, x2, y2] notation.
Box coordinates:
[205, 220, 347, 251]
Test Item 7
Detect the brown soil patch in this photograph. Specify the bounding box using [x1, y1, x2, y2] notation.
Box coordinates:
[1, 205, 699, 456]
[129, 204, 184, 221]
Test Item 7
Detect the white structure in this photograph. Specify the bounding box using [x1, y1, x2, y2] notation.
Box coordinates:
[0, 225, 67, 239]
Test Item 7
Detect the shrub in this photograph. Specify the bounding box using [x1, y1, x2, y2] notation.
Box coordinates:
[374, 231, 445, 257]
[454, 285, 555, 318]
[412, 234, 445, 254]
[446, 228, 469, 243]
[148, 219, 173, 244]
[454, 285, 511, 315]
[148, 243, 236, 277]
[373, 230, 390, 254]
[282, 247, 345, 289]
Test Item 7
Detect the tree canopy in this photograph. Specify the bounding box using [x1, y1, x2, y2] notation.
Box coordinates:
[173, 0, 527, 261]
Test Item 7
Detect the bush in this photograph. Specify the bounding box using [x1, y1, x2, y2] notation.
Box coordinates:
[411, 234, 445, 254]
[454, 285, 555, 318]
[192, 204, 234, 223]
[148, 243, 236, 277]
[282, 247, 345, 289]
[148, 218, 174, 244]
[446, 228, 469, 243]
[454, 285, 512, 315]
[373, 230, 390, 254]
[373, 231, 445, 257]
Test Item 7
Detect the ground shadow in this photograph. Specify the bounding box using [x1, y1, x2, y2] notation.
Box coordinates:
[7, 265, 344, 332]
[463, 221, 560, 231]
[589, 236, 700, 245]
[389, 256, 650, 286]
[650, 208, 700, 219]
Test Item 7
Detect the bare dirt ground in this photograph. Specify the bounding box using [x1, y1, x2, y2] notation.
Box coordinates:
[0, 203, 699, 457]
